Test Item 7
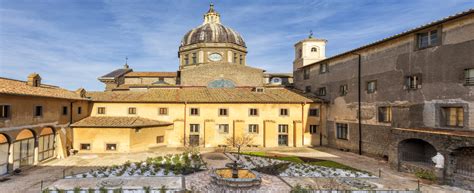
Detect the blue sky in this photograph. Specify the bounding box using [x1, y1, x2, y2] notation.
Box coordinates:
[1, 0, 473, 91]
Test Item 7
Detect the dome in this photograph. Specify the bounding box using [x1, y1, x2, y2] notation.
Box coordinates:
[180, 4, 246, 47]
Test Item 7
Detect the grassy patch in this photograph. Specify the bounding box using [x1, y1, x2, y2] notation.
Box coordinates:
[239, 151, 368, 173]
[309, 160, 360, 172]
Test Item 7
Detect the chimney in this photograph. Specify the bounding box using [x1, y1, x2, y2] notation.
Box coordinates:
[27, 73, 41, 87]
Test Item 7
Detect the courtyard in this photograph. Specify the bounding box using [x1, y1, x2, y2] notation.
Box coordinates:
[0, 147, 470, 193]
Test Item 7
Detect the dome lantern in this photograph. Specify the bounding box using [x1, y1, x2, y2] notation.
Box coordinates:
[204, 3, 221, 24]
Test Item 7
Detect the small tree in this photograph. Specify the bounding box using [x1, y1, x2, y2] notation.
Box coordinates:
[225, 133, 255, 150]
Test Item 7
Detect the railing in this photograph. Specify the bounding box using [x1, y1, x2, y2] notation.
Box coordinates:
[455, 163, 474, 177]
[401, 151, 433, 165]
[465, 77, 474, 85]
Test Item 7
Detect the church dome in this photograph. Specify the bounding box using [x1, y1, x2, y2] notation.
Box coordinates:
[180, 4, 246, 47]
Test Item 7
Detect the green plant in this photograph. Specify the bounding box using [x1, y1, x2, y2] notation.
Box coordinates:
[55, 188, 65, 193]
[415, 170, 437, 181]
[159, 185, 166, 193]
[42, 188, 50, 193]
[73, 187, 81, 193]
[290, 184, 311, 193]
[88, 188, 95, 193]
[99, 186, 107, 193]
[113, 187, 123, 193]
[143, 186, 151, 193]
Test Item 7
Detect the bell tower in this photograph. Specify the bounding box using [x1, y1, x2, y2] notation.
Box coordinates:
[293, 31, 327, 71]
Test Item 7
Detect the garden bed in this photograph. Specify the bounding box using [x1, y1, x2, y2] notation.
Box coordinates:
[229, 152, 375, 178]
[65, 152, 205, 178]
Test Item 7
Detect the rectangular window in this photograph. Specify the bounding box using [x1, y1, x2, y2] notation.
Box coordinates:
[184, 54, 189, 65]
[442, 107, 464, 127]
[378, 106, 392, 123]
[280, 108, 289, 116]
[336, 123, 348, 140]
[278, 124, 288, 133]
[80, 143, 91, 150]
[158, 107, 168, 115]
[320, 63, 328, 73]
[77, 107, 82, 115]
[233, 53, 237, 63]
[309, 125, 318, 134]
[159, 77, 165, 82]
[318, 87, 326, 96]
[417, 29, 439, 49]
[248, 124, 259, 133]
[218, 124, 229, 134]
[219, 108, 228, 116]
[190, 108, 199, 116]
[0, 105, 11, 119]
[465, 68, 474, 85]
[309, 108, 319, 117]
[249, 108, 258, 116]
[128, 107, 137, 115]
[305, 86, 311, 93]
[97, 107, 106, 114]
[190, 124, 200, 133]
[156, 136, 164, 143]
[340, 84, 348, 96]
[34, 106, 43, 117]
[62, 106, 68, 115]
[406, 75, 422, 90]
[105, 144, 117, 151]
[367, 80, 377, 93]
[303, 68, 310, 80]
[239, 55, 243, 64]
[192, 53, 197, 64]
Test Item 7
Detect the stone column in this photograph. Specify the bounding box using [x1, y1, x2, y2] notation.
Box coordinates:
[7, 144, 14, 172]
[33, 137, 39, 165]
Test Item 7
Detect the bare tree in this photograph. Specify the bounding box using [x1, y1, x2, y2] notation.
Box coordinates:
[225, 133, 255, 150]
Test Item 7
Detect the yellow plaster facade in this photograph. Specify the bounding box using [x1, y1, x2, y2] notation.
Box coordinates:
[73, 102, 324, 153]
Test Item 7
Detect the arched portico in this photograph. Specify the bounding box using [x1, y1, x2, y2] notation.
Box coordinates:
[38, 127, 55, 161]
[12, 129, 36, 170]
[0, 133, 10, 175]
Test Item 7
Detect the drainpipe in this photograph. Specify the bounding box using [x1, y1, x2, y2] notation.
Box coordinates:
[183, 102, 187, 146]
[352, 53, 363, 155]
[301, 102, 305, 147]
[69, 101, 74, 124]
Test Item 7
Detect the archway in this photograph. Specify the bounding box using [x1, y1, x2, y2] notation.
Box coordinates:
[0, 133, 10, 175]
[13, 129, 36, 169]
[398, 138, 437, 166]
[38, 127, 55, 161]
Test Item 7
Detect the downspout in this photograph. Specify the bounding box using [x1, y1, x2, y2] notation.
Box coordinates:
[183, 102, 187, 146]
[354, 53, 363, 155]
[320, 103, 323, 146]
[301, 102, 305, 147]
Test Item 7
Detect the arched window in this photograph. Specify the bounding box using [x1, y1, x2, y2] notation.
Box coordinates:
[311, 47, 317, 52]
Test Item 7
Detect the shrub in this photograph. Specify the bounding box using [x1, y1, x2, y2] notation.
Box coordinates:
[99, 186, 107, 193]
[159, 185, 167, 193]
[143, 186, 151, 193]
[88, 188, 95, 193]
[113, 187, 123, 193]
[73, 187, 81, 193]
[290, 184, 311, 193]
[415, 170, 437, 181]
[41, 188, 49, 193]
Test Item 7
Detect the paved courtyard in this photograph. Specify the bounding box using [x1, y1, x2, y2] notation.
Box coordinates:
[0, 147, 470, 193]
